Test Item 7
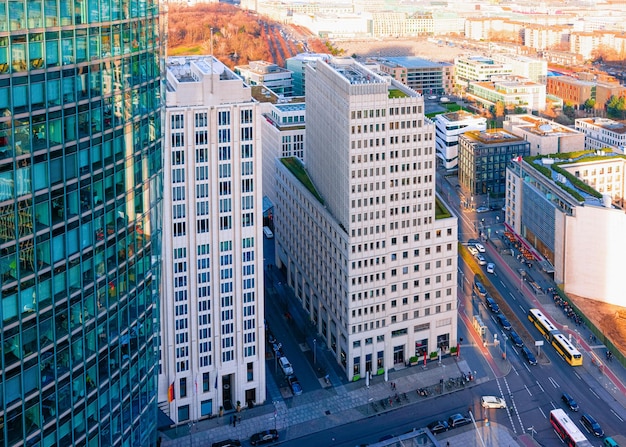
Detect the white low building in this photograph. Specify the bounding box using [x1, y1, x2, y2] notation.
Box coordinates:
[504, 114, 585, 156]
[434, 111, 486, 170]
[575, 117, 626, 153]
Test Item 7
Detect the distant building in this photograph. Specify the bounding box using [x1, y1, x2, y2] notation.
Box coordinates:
[523, 24, 571, 51]
[235, 60, 294, 97]
[377, 57, 454, 95]
[161, 56, 266, 422]
[274, 58, 458, 381]
[434, 111, 487, 170]
[458, 129, 530, 196]
[506, 154, 626, 306]
[467, 76, 546, 112]
[454, 56, 513, 93]
[547, 74, 626, 110]
[575, 117, 626, 153]
[491, 54, 548, 84]
[285, 53, 332, 96]
[503, 114, 585, 156]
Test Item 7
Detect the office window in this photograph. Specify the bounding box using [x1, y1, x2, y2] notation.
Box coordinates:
[180, 378, 187, 398]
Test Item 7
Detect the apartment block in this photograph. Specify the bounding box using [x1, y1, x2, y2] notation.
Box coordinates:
[575, 117, 626, 152]
[274, 58, 458, 380]
[235, 60, 294, 97]
[454, 56, 513, 92]
[468, 76, 546, 112]
[377, 57, 454, 96]
[160, 56, 266, 423]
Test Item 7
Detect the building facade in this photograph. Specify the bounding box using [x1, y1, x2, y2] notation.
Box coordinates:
[234, 60, 293, 97]
[467, 77, 546, 112]
[503, 114, 585, 156]
[454, 56, 513, 93]
[160, 57, 266, 423]
[506, 155, 626, 305]
[0, 1, 163, 446]
[274, 58, 458, 381]
[434, 111, 487, 171]
[285, 53, 332, 97]
[575, 117, 626, 153]
[458, 130, 530, 196]
[377, 57, 454, 96]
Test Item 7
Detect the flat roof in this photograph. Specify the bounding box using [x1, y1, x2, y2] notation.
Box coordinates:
[577, 117, 626, 134]
[464, 129, 523, 144]
[381, 56, 450, 69]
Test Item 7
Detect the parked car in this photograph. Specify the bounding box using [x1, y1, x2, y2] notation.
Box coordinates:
[509, 330, 524, 348]
[475, 254, 487, 265]
[485, 297, 500, 313]
[496, 313, 512, 330]
[476, 206, 490, 213]
[561, 392, 579, 412]
[279, 356, 294, 375]
[288, 375, 302, 396]
[468, 239, 480, 245]
[521, 346, 537, 365]
[474, 243, 486, 253]
[486, 263, 495, 274]
[603, 437, 620, 447]
[212, 440, 242, 447]
[467, 245, 479, 256]
[448, 413, 472, 428]
[473, 278, 487, 297]
[250, 430, 279, 445]
[581, 413, 604, 437]
[481, 395, 507, 409]
[427, 420, 449, 434]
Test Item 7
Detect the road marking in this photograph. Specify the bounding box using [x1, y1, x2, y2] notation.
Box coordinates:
[550, 402, 557, 409]
[589, 388, 600, 399]
[548, 377, 560, 388]
[524, 385, 532, 396]
[539, 407, 547, 419]
[611, 409, 624, 422]
[536, 381, 545, 393]
[518, 304, 526, 313]
[509, 292, 516, 300]
[574, 372, 581, 381]
[524, 363, 530, 373]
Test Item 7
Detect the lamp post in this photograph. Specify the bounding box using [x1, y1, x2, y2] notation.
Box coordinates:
[313, 338, 317, 365]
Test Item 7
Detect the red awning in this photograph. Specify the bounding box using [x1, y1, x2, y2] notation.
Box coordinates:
[503, 223, 540, 261]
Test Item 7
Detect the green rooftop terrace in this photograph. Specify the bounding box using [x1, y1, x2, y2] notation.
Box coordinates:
[281, 157, 325, 205]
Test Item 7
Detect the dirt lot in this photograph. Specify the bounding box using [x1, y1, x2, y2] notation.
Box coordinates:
[569, 294, 626, 355]
[332, 37, 479, 62]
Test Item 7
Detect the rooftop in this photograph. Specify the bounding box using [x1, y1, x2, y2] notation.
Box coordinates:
[328, 60, 387, 86]
[464, 129, 523, 144]
[577, 117, 626, 134]
[441, 110, 483, 122]
[507, 115, 575, 136]
[379, 56, 450, 70]
[166, 56, 240, 83]
[250, 86, 305, 104]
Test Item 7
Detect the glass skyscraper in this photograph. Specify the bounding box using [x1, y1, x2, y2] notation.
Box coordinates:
[0, 0, 163, 446]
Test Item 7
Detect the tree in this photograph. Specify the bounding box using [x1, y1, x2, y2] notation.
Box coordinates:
[606, 95, 626, 120]
[563, 102, 576, 120]
[583, 98, 596, 112]
[494, 100, 505, 118]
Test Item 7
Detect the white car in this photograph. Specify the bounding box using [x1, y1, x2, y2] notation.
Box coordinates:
[467, 245, 478, 256]
[481, 395, 507, 409]
[474, 243, 486, 253]
[486, 263, 495, 274]
[278, 356, 294, 376]
[475, 254, 487, 265]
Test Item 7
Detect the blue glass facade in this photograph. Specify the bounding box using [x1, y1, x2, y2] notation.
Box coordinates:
[0, 0, 163, 445]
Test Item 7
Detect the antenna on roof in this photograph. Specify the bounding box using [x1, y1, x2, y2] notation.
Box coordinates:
[210, 28, 214, 94]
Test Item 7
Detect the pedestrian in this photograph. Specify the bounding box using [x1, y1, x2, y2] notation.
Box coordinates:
[233, 416, 236, 427]
[230, 415, 234, 426]
[446, 442, 450, 447]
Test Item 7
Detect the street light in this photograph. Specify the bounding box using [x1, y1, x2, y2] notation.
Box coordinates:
[313, 338, 317, 365]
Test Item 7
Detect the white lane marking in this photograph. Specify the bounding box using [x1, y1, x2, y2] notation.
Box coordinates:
[611, 409, 624, 422]
[524, 384, 532, 396]
[548, 377, 560, 389]
[518, 304, 526, 313]
[574, 372, 581, 381]
[536, 381, 545, 393]
[539, 407, 547, 419]
[589, 388, 600, 399]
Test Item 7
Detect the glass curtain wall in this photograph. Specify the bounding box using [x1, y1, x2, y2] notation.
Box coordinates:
[0, 0, 163, 445]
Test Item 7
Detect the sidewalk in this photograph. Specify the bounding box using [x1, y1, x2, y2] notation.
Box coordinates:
[159, 354, 525, 446]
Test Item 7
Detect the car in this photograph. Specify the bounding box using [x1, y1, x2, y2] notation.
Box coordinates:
[490, 204, 501, 211]
[476, 206, 490, 213]
[603, 436, 620, 447]
[485, 297, 500, 313]
[288, 375, 302, 396]
[581, 413, 604, 437]
[481, 395, 507, 409]
[448, 413, 472, 428]
[467, 245, 479, 256]
[473, 278, 487, 297]
[427, 420, 449, 434]
[278, 356, 294, 375]
[496, 313, 512, 330]
[486, 263, 495, 274]
[474, 243, 486, 253]
[561, 392, 579, 412]
[250, 430, 279, 445]
[509, 330, 524, 348]
[521, 346, 537, 365]
[475, 254, 487, 265]
[468, 238, 480, 245]
[212, 440, 242, 447]
[427, 95, 438, 100]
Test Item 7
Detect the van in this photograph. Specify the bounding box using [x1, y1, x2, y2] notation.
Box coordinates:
[263, 226, 274, 239]
[278, 356, 293, 375]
